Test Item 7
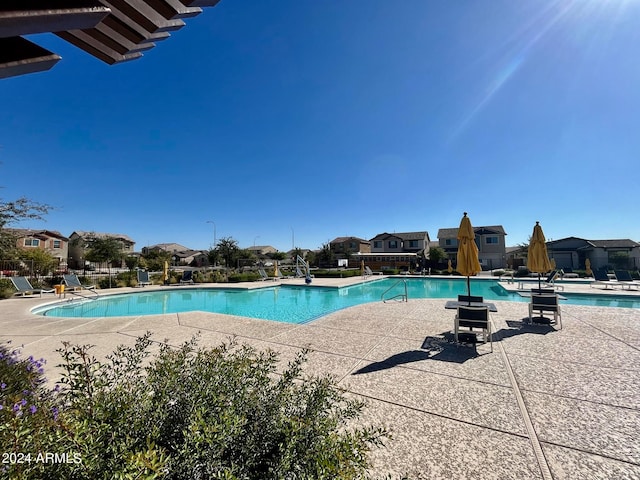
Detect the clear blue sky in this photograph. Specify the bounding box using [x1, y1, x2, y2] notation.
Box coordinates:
[2, 1, 639, 252]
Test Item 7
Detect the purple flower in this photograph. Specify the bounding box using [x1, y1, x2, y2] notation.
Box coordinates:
[20, 399, 27, 407]
[0, 404, 4, 410]
[51, 407, 59, 421]
[0, 382, 6, 390]
[29, 405, 37, 414]
[13, 403, 21, 412]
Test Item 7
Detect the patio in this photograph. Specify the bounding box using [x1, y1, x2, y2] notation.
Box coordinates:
[1, 280, 639, 479]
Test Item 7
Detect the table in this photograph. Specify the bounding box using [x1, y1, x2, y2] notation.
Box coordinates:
[444, 301, 498, 312]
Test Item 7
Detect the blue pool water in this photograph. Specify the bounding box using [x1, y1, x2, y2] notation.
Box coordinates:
[33, 278, 640, 323]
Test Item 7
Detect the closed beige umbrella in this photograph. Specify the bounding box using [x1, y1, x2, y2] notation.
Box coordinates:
[585, 258, 593, 277]
[163, 261, 169, 285]
[456, 212, 482, 299]
[447, 259, 453, 274]
[527, 221, 552, 289]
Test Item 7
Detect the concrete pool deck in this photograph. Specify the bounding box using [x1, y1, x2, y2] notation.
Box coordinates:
[1, 276, 639, 479]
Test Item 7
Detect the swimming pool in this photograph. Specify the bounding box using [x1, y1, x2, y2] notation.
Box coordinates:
[33, 277, 640, 323]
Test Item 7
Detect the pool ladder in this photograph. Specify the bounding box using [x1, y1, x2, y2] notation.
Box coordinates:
[381, 279, 408, 303]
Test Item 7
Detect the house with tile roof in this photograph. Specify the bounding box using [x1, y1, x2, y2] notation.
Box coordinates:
[68, 231, 135, 269]
[5, 228, 69, 269]
[438, 225, 507, 270]
[544, 237, 640, 271]
[369, 231, 430, 254]
[329, 237, 371, 255]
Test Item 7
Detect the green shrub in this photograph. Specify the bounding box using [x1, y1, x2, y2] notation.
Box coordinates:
[0, 278, 14, 299]
[2, 335, 399, 479]
[0, 342, 66, 479]
[311, 269, 363, 278]
[228, 272, 261, 282]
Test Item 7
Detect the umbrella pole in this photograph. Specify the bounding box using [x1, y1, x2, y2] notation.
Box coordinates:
[538, 273, 541, 289]
[467, 276, 471, 304]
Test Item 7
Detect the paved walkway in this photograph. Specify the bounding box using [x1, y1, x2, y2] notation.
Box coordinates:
[1, 278, 639, 479]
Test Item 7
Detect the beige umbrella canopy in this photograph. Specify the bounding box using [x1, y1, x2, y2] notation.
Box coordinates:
[447, 259, 453, 274]
[527, 221, 552, 288]
[456, 212, 482, 298]
[163, 261, 169, 285]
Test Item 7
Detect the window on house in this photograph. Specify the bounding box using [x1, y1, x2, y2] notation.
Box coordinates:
[374, 241, 382, 248]
[486, 237, 498, 244]
[53, 240, 62, 248]
[389, 241, 398, 249]
[24, 238, 40, 247]
[445, 239, 456, 246]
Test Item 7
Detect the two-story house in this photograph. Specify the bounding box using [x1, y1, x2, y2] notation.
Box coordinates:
[369, 231, 430, 254]
[68, 231, 135, 269]
[438, 225, 507, 270]
[352, 231, 430, 271]
[329, 237, 371, 255]
[5, 228, 69, 269]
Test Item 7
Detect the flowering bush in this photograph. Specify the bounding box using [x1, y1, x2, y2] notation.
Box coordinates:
[1, 335, 398, 479]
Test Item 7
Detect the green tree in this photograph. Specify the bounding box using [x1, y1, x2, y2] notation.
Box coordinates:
[609, 251, 630, 270]
[140, 249, 171, 272]
[428, 246, 447, 264]
[217, 237, 239, 268]
[316, 242, 334, 268]
[85, 237, 125, 288]
[18, 248, 58, 277]
[0, 197, 51, 257]
[268, 251, 287, 262]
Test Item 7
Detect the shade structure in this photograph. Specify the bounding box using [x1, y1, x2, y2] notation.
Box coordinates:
[274, 260, 279, 278]
[585, 258, 593, 277]
[527, 221, 552, 288]
[447, 259, 453, 274]
[456, 212, 482, 298]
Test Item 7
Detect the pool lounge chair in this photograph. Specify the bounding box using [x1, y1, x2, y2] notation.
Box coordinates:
[614, 270, 640, 290]
[517, 270, 564, 291]
[590, 269, 619, 290]
[179, 270, 194, 284]
[137, 270, 152, 287]
[10, 276, 54, 297]
[63, 273, 96, 291]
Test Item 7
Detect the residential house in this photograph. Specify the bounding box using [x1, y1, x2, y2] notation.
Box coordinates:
[353, 231, 430, 271]
[329, 237, 371, 255]
[438, 225, 507, 270]
[68, 231, 135, 269]
[5, 229, 69, 269]
[370, 232, 430, 254]
[246, 245, 278, 257]
[141, 243, 189, 256]
[543, 237, 640, 271]
[171, 250, 209, 267]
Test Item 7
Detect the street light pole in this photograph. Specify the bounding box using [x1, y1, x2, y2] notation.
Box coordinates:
[206, 220, 216, 248]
